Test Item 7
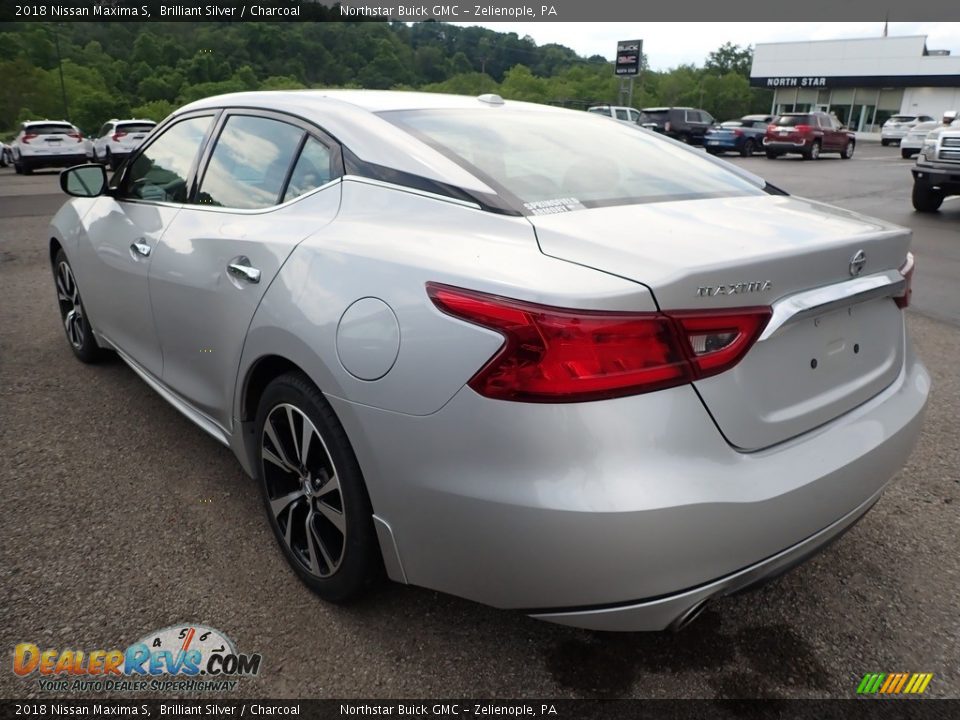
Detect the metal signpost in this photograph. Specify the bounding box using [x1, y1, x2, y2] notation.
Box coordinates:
[615, 39, 642, 107]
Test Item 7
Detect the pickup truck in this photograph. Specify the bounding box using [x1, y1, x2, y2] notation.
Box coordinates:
[911, 121, 960, 212]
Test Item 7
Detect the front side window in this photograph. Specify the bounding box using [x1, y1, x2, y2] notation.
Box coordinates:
[122, 115, 213, 203]
[383, 109, 765, 213]
[197, 115, 304, 209]
[615, 109, 629, 121]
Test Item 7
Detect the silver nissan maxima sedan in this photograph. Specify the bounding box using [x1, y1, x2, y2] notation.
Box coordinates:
[50, 90, 929, 631]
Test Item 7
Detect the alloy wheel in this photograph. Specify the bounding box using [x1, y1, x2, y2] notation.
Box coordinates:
[261, 403, 346, 579]
[56, 261, 85, 349]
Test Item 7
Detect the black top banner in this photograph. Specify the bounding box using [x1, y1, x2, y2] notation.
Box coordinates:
[1, 0, 959, 22]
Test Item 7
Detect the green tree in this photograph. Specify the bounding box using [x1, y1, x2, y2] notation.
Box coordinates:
[705, 43, 753, 78]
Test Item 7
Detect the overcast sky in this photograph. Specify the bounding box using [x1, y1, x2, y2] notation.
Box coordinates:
[451, 22, 960, 71]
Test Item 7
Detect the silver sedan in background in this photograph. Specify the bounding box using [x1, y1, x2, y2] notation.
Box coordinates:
[49, 91, 928, 631]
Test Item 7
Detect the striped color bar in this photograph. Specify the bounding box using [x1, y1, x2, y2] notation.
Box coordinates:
[857, 673, 933, 695]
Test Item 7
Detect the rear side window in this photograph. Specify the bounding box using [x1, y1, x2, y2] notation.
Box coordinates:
[24, 124, 74, 135]
[615, 109, 629, 121]
[774, 115, 813, 127]
[283, 137, 334, 202]
[197, 115, 304, 209]
[123, 115, 213, 203]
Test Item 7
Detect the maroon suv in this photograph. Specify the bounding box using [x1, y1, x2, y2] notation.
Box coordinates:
[763, 112, 856, 160]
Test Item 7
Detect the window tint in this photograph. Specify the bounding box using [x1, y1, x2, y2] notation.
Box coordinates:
[283, 137, 334, 202]
[24, 123, 74, 135]
[123, 115, 213, 203]
[384, 109, 764, 212]
[116, 122, 157, 134]
[629, 110, 641, 122]
[197, 115, 304, 209]
[615, 109, 629, 121]
[774, 115, 813, 127]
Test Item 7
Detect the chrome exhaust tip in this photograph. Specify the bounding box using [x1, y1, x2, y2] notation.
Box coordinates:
[669, 599, 709, 632]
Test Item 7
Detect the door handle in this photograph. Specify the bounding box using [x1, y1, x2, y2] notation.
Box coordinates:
[130, 240, 151, 257]
[227, 259, 261, 284]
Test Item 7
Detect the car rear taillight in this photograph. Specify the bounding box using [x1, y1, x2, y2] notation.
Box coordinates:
[669, 309, 771, 377]
[895, 252, 915, 309]
[767, 124, 777, 133]
[22, 133, 37, 144]
[794, 124, 812, 133]
[68, 131, 82, 143]
[733, 129, 743, 137]
[427, 283, 771, 403]
[112, 131, 127, 141]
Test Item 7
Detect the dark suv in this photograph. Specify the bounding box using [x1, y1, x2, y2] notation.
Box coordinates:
[639, 107, 716, 145]
[763, 112, 856, 160]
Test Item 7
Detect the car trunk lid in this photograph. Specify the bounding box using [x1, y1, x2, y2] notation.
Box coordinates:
[530, 195, 911, 450]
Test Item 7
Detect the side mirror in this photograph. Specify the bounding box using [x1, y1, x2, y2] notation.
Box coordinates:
[60, 164, 108, 198]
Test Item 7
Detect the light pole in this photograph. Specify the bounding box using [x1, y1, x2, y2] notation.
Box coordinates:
[50, 23, 70, 121]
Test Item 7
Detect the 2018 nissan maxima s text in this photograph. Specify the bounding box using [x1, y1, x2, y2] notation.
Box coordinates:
[50, 91, 929, 631]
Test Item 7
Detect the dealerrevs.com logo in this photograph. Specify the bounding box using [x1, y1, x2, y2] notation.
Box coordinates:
[13, 624, 262, 693]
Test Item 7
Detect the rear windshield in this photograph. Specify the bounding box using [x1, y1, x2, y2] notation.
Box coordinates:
[773, 115, 812, 127]
[25, 124, 74, 135]
[639, 110, 669, 122]
[889, 116, 916, 122]
[382, 109, 764, 213]
[587, 108, 610, 115]
[116, 122, 156, 134]
[720, 121, 744, 128]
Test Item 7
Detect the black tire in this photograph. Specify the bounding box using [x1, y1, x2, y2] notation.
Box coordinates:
[740, 139, 756, 157]
[803, 140, 821, 161]
[255, 372, 382, 603]
[901, 149, 915, 160]
[912, 183, 944, 213]
[13, 161, 23, 175]
[52, 249, 108, 363]
[881, 139, 890, 147]
[22, 162, 32, 175]
[765, 150, 780, 160]
[841, 141, 855, 160]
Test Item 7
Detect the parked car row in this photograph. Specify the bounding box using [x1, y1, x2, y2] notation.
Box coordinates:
[5, 118, 156, 174]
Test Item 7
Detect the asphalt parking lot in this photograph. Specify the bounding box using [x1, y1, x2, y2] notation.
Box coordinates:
[0, 141, 958, 700]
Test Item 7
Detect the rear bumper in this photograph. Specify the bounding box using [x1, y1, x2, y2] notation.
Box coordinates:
[881, 129, 908, 141]
[763, 138, 810, 151]
[20, 153, 87, 169]
[328, 336, 929, 629]
[532, 487, 882, 631]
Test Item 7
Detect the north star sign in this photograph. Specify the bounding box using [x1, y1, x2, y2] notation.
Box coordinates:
[763, 76, 828, 88]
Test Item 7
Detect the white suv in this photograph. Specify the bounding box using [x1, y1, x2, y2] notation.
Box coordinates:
[587, 105, 642, 126]
[11, 121, 87, 175]
[91, 119, 157, 170]
[881, 114, 935, 145]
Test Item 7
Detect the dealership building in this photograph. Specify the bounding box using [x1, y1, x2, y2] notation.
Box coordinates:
[750, 35, 960, 132]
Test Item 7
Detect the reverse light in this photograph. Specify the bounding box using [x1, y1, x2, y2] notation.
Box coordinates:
[427, 283, 771, 403]
[895, 252, 915, 309]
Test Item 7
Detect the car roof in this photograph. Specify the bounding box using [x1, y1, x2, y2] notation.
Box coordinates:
[177, 90, 578, 194]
